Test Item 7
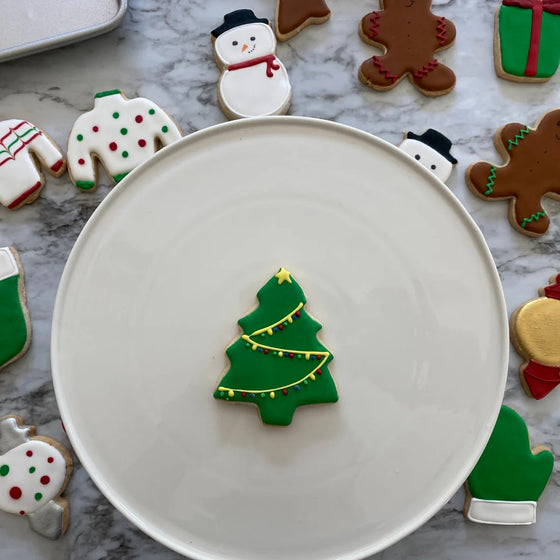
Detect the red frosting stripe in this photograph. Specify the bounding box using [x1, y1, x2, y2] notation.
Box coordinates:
[523, 359, 560, 399]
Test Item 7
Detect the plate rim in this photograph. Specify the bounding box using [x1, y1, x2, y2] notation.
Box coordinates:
[51, 116, 509, 560]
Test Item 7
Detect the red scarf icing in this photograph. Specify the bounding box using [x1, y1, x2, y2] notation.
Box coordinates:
[523, 359, 560, 399]
[503, 0, 560, 76]
[228, 55, 280, 78]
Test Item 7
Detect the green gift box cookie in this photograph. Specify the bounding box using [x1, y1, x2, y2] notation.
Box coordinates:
[496, 0, 560, 81]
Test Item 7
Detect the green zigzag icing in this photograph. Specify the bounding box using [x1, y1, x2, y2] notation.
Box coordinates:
[507, 126, 529, 151]
[485, 166, 497, 195]
[521, 211, 546, 228]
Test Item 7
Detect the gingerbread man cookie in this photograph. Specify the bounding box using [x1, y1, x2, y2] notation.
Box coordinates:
[511, 274, 560, 399]
[358, 0, 456, 96]
[466, 109, 560, 237]
[0, 415, 73, 539]
[275, 0, 331, 42]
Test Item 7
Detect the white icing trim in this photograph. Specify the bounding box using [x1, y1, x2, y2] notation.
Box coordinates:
[0, 247, 19, 282]
[466, 498, 537, 525]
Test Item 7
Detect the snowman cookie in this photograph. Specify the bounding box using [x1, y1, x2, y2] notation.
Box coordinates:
[275, 0, 331, 42]
[67, 90, 182, 191]
[0, 247, 31, 372]
[0, 415, 72, 539]
[0, 119, 66, 209]
[211, 10, 292, 120]
[511, 274, 560, 400]
[398, 128, 457, 183]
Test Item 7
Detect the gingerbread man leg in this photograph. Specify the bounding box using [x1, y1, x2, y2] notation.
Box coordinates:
[510, 198, 550, 236]
[359, 54, 405, 90]
[409, 60, 456, 95]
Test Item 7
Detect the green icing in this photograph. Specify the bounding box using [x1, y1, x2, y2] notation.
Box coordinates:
[113, 172, 129, 182]
[499, 6, 560, 78]
[507, 126, 529, 151]
[467, 406, 553, 501]
[214, 269, 338, 426]
[485, 166, 497, 195]
[0, 275, 29, 368]
[76, 180, 95, 190]
[95, 90, 121, 99]
[521, 210, 546, 228]
[0, 465, 8, 476]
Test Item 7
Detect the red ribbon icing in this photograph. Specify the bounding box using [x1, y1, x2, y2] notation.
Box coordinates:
[543, 274, 560, 299]
[503, 0, 560, 76]
[523, 359, 560, 399]
[228, 54, 280, 78]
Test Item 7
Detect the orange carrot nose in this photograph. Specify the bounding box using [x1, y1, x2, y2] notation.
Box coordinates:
[242, 44, 248, 52]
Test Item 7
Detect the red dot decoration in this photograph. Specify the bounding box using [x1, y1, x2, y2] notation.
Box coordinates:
[279, 325, 284, 331]
[289, 353, 294, 359]
[317, 369, 322, 375]
[282, 389, 288, 396]
[47, 457, 54, 464]
[138, 139, 147, 148]
[10, 487, 22, 500]
[264, 349, 269, 354]
[135, 115, 143, 123]
[296, 311, 301, 317]
[241, 392, 247, 398]
[109, 142, 118, 151]
[19, 510, 25, 515]
[26, 450, 33, 457]
[78, 158, 85, 165]
[316, 355, 322, 360]
[40, 476, 50, 486]
[93, 126, 99, 132]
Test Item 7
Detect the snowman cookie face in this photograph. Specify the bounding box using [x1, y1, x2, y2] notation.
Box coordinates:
[215, 23, 276, 67]
[399, 138, 453, 183]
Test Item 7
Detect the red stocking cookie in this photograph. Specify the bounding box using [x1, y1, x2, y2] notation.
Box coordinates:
[0, 416, 72, 539]
[0, 120, 65, 209]
[275, 0, 331, 42]
[511, 274, 560, 399]
[358, 0, 456, 96]
[466, 109, 560, 237]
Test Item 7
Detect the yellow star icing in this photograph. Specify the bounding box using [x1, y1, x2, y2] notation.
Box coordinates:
[275, 267, 292, 285]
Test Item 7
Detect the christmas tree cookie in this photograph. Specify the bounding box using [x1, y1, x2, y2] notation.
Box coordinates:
[67, 90, 182, 191]
[0, 119, 65, 209]
[0, 415, 73, 539]
[465, 405, 553, 525]
[0, 247, 31, 372]
[214, 268, 338, 426]
[511, 274, 560, 399]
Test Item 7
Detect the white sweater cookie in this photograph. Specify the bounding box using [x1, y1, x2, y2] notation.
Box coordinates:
[67, 90, 182, 190]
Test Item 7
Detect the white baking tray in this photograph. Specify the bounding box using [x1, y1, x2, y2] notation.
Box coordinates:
[0, 0, 127, 62]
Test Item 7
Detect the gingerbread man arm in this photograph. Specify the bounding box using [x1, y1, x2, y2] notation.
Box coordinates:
[466, 161, 514, 200]
[497, 122, 530, 155]
[433, 15, 455, 50]
[359, 10, 389, 47]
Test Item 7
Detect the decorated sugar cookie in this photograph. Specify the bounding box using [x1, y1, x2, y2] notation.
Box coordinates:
[358, 0, 457, 96]
[275, 0, 331, 42]
[0, 120, 65, 209]
[398, 128, 457, 183]
[214, 268, 338, 426]
[67, 90, 182, 191]
[0, 247, 31, 371]
[0, 415, 73, 539]
[465, 405, 553, 525]
[211, 10, 292, 120]
[511, 274, 560, 399]
[495, 0, 560, 82]
[466, 109, 560, 237]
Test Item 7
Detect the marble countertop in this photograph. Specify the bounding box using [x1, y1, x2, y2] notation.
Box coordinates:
[1, 0, 559, 558]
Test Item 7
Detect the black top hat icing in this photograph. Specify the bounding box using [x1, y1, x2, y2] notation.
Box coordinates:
[211, 10, 269, 38]
[406, 129, 457, 164]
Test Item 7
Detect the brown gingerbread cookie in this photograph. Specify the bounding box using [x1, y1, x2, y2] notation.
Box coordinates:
[466, 109, 560, 237]
[275, 0, 331, 42]
[358, 0, 456, 96]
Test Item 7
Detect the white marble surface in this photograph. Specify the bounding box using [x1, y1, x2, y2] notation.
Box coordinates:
[1, 0, 559, 558]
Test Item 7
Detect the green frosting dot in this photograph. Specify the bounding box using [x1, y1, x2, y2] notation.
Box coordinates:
[29, 467, 36, 474]
[120, 128, 128, 135]
[260, 393, 265, 398]
[34, 493, 42, 502]
[122, 151, 129, 158]
[162, 125, 169, 133]
[113, 112, 119, 119]
[0, 464, 9, 476]
[77, 134, 84, 142]
[149, 108, 155, 115]
[297, 354, 302, 359]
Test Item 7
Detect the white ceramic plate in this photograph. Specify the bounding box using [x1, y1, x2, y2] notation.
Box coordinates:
[52, 117, 508, 560]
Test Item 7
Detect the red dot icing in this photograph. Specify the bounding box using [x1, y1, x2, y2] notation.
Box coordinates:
[10, 487, 22, 500]
[78, 158, 85, 165]
[93, 126, 99, 132]
[26, 450, 33, 457]
[19, 510, 25, 515]
[138, 139, 147, 148]
[40, 476, 50, 486]
[282, 389, 288, 395]
[279, 325, 284, 331]
[135, 115, 143, 123]
[47, 457, 54, 464]
[109, 142, 118, 151]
